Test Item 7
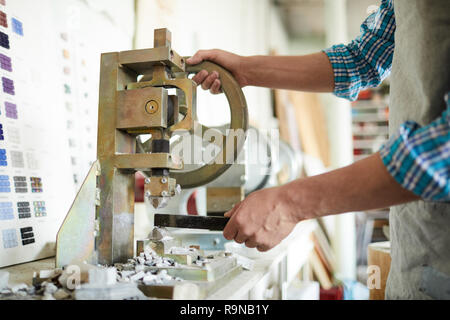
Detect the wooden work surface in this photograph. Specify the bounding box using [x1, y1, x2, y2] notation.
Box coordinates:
[1, 258, 55, 287]
[1, 221, 316, 300]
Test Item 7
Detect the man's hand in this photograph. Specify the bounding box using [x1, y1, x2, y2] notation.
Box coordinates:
[186, 49, 248, 94]
[187, 50, 335, 93]
[223, 186, 304, 252]
[221, 153, 420, 252]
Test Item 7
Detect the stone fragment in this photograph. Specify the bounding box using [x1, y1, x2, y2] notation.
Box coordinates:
[42, 282, 58, 295]
[150, 227, 171, 241]
[137, 257, 145, 265]
[88, 267, 117, 286]
[129, 271, 145, 282]
[142, 273, 157, 284]
[11, 283, 28, 294]
[135, 264, 145, 272]
[54, 288, 71, 300]
[41, 293, 55, 300]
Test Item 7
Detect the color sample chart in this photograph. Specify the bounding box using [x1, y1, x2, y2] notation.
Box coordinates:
[0, 0, 133, 267]
[0, 0, 50, 266]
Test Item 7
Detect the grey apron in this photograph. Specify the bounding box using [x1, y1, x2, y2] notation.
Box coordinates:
[386, 0, 450, 299]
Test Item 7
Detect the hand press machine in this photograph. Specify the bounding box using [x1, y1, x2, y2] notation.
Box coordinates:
[55, 28, 248, 269]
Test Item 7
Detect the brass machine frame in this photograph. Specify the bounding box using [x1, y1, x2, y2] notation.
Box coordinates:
[56, 29, 248, 267]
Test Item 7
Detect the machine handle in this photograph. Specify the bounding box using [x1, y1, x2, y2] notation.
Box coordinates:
[170, 59, 249, 189]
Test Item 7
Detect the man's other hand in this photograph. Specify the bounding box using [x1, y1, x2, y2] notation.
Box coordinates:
[223, 186, 302, 252]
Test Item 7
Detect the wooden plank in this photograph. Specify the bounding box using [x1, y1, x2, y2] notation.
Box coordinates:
[288, 91, 330, 167]
[309, 250, 333, 290]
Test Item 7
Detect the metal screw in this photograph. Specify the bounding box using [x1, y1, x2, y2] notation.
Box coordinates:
[145, 178, 151, 184]
[161, 191, 169, 197]
[145, 191, 151, 197]
[161, 177, 167, 184]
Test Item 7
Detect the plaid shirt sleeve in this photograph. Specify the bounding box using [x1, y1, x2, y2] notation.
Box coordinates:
[379, 93, 450, 202]
[323, 0, 395, 101]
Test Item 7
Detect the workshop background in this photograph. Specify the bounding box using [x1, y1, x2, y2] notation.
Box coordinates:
[0, 0, 391, 300]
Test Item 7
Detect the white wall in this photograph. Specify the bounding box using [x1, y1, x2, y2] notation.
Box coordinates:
[134, 0, 288, 129]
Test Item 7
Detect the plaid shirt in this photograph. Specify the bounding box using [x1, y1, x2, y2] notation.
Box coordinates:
[324, 0, 450, 201]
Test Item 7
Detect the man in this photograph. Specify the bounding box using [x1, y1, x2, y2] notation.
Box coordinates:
[187, 0, 449, 299]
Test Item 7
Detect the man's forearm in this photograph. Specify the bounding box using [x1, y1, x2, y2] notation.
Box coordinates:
[282, 153, 420, 220]
[242, 52, 335, 92]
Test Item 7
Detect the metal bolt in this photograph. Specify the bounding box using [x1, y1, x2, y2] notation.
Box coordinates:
[145, 178, 151, 184]
[145, 100, 159, 114]
[161, 177, 167, 184]
[145, 191, 151, 197]
[161, 191, 169, 197]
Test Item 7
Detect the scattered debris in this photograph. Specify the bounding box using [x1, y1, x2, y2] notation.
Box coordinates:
[0, 247, 186, 300]
[11, 283, 28, 294]
[33, 269, 63, 287]
[0, 244, 251, 300]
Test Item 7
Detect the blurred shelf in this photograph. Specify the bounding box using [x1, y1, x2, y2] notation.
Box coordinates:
[352, 114, 389, 122]
[352, 86, 390, 164]
[351, 99, 389, 110]
[352, 126, 389, 136]
[353, 139, 385, 149]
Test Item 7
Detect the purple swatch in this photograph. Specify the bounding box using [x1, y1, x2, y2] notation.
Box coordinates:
[2, 77, 14, 95]
[0, 54, 11, 72]
[5, 102, 17, 119]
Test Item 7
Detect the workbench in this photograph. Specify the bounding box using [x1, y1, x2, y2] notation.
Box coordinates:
[1, 221, 316, 300]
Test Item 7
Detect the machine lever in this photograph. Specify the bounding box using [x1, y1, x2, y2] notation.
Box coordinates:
[154, 214, 230, 231]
